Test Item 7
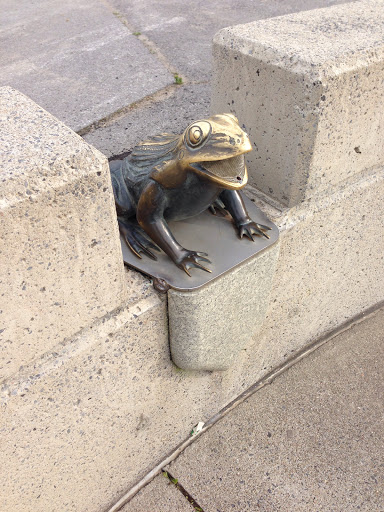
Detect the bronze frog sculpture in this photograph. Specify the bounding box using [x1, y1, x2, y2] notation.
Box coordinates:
[109, 113, 270, 276]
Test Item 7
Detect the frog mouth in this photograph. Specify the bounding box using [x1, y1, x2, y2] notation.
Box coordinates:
[191, 154, 248, 189]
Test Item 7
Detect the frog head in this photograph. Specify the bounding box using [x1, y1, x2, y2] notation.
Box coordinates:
[179, 114, 252, 189]
[135, 113, 252, 190]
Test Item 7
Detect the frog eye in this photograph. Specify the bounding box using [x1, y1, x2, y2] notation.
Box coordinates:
[188, 125, 204, 146]
[185, 121, 211, 149]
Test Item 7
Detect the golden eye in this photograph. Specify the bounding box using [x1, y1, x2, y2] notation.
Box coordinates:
[185, 121, 211, 148]
[189, 126, 203, 146]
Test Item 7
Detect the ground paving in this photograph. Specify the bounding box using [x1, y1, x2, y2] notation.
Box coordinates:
[0, 0, 173, 132]
[109, 0, 354, 82]
[125, 307, 384, 511]
[83, 82, 211, 158]
[1, 0, 353, 155]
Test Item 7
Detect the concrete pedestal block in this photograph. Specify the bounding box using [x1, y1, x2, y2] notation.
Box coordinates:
[169, 242, 280, 371]
[212, 0, 384, 207]
[0, 87, 127, 381]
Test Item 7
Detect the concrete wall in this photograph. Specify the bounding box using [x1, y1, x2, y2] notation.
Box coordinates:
[1, 2, 384, 510]
[211, 0, 384, 352]
[0, 87, 128, 382]
[212, 0, 384, 207]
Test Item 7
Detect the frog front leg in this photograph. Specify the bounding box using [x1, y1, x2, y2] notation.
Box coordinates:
[137, 181, 211, 276]
[220, 189, 271, 240]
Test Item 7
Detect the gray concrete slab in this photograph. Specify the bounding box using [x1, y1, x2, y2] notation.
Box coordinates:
[0, 0, 173, 132]
[164, 307, 384, 511]
[110, 0, 356, 81]
[121, 473, 195, 512]
[82, 0, 355, 157]
[83, 82, 210, 157]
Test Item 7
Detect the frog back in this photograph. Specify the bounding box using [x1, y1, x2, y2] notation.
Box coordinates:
[122, 133, 180, 200]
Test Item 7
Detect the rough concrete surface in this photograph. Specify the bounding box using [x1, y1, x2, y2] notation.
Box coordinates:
[83, 82, 211, 158]
[212, 0, 384, 206]
[4, 164, 382, 512]
[165, 306, 384, 512]
[0, 87, 127, 381]
[109, 0, 354, 82]
[169, 242, 280, 371]
[0, 0, 173, 132]
[0, 288, 169, 512]
[239, 167, 384, 387]
[121, 473, 195, 512]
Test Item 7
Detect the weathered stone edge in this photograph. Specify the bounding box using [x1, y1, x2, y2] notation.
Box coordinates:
[0, 292, 162, 400]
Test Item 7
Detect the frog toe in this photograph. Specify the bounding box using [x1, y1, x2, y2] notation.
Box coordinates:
[118, 217, 160, 260]
[195, 252, 211, 263]
[238, 221, 270, 240]
[177, 251, 212, 276]
[123, 234, 158, 260]
[209, 198, 227, 216]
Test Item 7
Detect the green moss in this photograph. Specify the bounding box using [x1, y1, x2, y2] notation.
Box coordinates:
[174, 73, 183, 85]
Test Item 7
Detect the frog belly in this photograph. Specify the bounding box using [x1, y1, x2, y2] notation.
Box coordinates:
[164, 181, 221, 222]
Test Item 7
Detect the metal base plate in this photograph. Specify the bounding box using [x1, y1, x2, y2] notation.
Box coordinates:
[120, 193, 279, 291]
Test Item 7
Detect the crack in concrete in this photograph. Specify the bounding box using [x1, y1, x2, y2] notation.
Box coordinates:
[99, 0, 181, 77]
[76, 0, 192, 138]
[77, 83, 179, 136]
[76, 76, 209, 137]
[163, 471, 205, 512]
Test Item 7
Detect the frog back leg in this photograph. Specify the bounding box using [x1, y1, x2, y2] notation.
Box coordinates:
[109, 159, 161, 259]
[109, 159, 136, 217]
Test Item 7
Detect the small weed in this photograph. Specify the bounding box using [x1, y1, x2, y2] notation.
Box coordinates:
[163, 471, 205, 511]
[133, 31, 141, 36]
[162, 471, 177, 484]
[174, 73, 183, 85]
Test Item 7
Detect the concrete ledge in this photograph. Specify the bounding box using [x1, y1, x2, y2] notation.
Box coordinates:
[0, 87, 127, 381]
[212, 0, 384, 206]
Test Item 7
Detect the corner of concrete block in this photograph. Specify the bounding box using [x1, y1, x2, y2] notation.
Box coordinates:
[0, 87, 128, 379]
[211, 1, 384, 207]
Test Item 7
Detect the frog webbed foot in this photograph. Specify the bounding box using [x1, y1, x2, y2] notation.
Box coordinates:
[118, 217, 161, 260]
[176, 250, 212, 277]
[237, 219, 271, 241]
[209, 198, 228, 216]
